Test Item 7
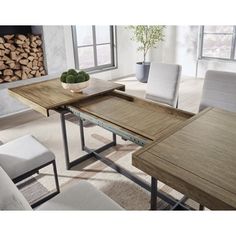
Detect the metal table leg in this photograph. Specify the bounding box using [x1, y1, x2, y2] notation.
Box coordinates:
[58, 108, 192, 210]
[79, 118, 85, 151]
[112, 133, 117, 145]
[170, 196, 189, 210]
[60, 111, 70, 170]
[199, 204, 204, 210]
[151, 177, 158, 210]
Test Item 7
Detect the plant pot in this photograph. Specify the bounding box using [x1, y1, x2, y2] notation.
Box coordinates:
[135, 62, 150, 83]
[61, 80, 90, 93]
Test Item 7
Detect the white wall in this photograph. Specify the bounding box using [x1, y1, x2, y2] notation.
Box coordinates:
[0, 89, 28, 116]
[175, 26, 199, 77]
[153, 26, 236, 78]
[43, 26, 68, 74]
[150, 26, 176, 63]
[150, 26, 199, 77]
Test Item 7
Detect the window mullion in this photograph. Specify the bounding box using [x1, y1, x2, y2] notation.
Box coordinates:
[110, 26, 115, 66]
[199, 26, 204, 59]
[230, 26, 236, 60]
[204, 32, 234, 35]
[92, 26, 98, 67]
[71, 26, 80, 69]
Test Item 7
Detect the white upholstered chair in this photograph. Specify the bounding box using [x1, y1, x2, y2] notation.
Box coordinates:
[0, 135, 60, 208]
[0, 166, 32, 210]
[145, 62, 182, 108]
[199, 70, 236, 112]
[0, 166, 123, 210]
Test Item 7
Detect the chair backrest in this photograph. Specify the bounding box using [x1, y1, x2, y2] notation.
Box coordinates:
[145, 62, 182, 107]
[199, 70, 236, 112]
[0, 166, 32, 210]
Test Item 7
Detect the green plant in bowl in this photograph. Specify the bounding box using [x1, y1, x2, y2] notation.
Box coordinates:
[67, 69, 78, 76]
[66, 75, 77, 83]
[60, 72, 67, 83]
[77, 74, 86, 82]
[78, 71, 90, 81]
[60, 69, 90, 93]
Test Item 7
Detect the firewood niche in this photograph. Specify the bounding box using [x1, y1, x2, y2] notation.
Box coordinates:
[0, 34, 46, 83]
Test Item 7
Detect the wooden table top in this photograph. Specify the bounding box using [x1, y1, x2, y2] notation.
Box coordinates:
[8, 78, 125, 116]
[133, 108, 236, 209]
[70, 91, 194, 141]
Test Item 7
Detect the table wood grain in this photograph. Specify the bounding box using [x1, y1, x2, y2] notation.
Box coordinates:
[8, 78, 125, 116]
[71, 91, 193, 141]
[133, 108, 236, 210]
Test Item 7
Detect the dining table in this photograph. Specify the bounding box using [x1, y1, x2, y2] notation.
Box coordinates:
[8, 77, 236, 210]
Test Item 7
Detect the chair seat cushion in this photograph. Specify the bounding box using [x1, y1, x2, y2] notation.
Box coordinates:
[37, 181, 123, 210]
[0, 135, 55, 180]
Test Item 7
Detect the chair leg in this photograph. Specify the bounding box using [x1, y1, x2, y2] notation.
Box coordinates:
[31, 160, 60, 209]
[176, 97, 179, 109]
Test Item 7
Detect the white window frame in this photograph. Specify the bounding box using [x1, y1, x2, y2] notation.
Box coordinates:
[199, 25, 236, 61]
[72, 25, 117, 72]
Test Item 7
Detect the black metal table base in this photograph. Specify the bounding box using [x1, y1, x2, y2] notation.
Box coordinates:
[58, 109, 191, 210]
[150, 177, 190, 210]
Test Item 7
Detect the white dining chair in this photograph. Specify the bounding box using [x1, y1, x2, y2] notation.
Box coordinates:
[199, 70, 236, 112]
[0, 166, 123, 210]
[0, 135, 60, 208]
[145, 62, 182, 108]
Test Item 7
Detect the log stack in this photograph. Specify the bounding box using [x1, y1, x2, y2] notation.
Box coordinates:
[0, 34, 46, 83]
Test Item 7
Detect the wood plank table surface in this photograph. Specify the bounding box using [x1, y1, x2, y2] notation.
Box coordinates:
[8, 78, 125, 116]
[132, 108, 236, 210]
[69, 91, 194, 141]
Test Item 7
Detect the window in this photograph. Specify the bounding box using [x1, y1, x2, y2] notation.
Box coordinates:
[199, 26, 236, 61]
[72, 25, 116, 72]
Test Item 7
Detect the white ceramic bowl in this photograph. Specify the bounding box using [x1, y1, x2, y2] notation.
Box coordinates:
[61, 80, 90, 93]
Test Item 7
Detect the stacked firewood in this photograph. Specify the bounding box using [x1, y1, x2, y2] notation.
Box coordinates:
[0, 34, 46, 83]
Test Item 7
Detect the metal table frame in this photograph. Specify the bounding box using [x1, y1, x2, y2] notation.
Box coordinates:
[56, 107, 191, 210]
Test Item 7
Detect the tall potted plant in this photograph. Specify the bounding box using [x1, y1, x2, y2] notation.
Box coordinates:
[128, 25, 165, 83]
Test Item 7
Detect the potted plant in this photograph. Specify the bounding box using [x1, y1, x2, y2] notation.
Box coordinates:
[60, 69, 90, 93]
[128, 25, 165, 83]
